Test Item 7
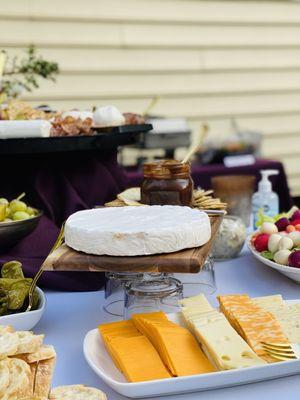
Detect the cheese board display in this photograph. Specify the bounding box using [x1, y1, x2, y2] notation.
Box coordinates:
[0, 124, 152, 155]
[0, 100, 152, 154]
[84, 293, 300, 398]
[43, 208, 223, 274]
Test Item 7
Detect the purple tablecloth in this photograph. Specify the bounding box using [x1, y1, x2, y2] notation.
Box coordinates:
[126, 159, 293, 211]
[0, 155, 293, 292]
[0, 150, 129, 291]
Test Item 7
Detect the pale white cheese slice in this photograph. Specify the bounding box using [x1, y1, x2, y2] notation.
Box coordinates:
[192, 316, 266, 370]
[65, 205, 211, 256]
[180, 293, 266, 370]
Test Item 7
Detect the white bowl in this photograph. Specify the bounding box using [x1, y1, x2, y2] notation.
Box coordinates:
[247, 237, 300, 283]
[0, 287, 46, 331]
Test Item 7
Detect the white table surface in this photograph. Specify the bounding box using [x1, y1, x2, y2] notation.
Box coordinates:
[36, 246, 300, 400]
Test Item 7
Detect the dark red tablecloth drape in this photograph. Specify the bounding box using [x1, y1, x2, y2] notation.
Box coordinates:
[0, 154, 293, 291]
[0, 150, 128, 291]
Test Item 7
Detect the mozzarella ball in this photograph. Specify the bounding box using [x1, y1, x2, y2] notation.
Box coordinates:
[278, 236, 294, 251]
[288, 231, 300, 247]
[278, 231, 288, 236]
[268, 234, 282, 253]
[260, 222, 278, 235]
[274, 250, 292, 265]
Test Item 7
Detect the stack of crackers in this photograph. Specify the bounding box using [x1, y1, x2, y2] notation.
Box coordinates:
[105, 188, 142, 207]
[0, 325, 107, 400]
[105, 187, 227, 211]
[192, 189, 227, 211]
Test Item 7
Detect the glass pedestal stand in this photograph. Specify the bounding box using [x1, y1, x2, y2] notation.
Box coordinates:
[103, 272, 144, 316]
[104, 258, 216, 318]
[175, 256, 216, 298]
[124, 275, 183, 319]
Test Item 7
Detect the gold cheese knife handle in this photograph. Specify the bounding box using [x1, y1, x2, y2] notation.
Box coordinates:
[26, 223, 65, 312]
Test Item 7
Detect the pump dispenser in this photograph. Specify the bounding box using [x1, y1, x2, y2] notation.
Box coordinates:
[252, 169, 279, 228]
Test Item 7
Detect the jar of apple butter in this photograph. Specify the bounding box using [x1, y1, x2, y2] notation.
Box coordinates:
[141, 160, 193, 206]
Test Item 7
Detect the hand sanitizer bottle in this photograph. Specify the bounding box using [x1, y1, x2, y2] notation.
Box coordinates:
[252, 169, 279, 228]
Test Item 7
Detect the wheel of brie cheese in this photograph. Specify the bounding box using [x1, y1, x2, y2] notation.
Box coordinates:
[65, 205, 211, 256]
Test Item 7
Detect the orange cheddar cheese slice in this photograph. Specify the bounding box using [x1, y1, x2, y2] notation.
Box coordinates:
[99, 320, 142, 371]
[108, 335, 171, 382]
[132, 313, 215, 376]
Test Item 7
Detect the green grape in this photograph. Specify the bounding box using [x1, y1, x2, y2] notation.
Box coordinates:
[5, 206, 11, 217]
[0, 198, 8, 205]
[12, 211, 30, 221]
[26, 207, 36, 216]
[10, 200, 27, 213]
[0, 205, 6, 222]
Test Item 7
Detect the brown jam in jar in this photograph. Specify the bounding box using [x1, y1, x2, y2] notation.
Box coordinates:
[141, 160, 193, 206]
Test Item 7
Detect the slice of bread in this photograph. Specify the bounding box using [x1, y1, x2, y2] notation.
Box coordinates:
[0, 359, 10, 396]
[34, 356, 56, 397]
[28, 361, 37, 396]
[15, 332, 44, 355]
[0, 325, 14, 334]
[27, 345, 56, 363]
[50, 385, 107, 400]
[0, 332, 19, 358]
[4, 358, 31, 398]
[16, 345, 56, 364]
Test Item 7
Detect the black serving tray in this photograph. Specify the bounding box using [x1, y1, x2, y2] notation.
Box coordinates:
[0, 124, 152, 155]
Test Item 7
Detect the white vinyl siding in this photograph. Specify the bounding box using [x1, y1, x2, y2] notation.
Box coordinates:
[0, 0, 300, 195]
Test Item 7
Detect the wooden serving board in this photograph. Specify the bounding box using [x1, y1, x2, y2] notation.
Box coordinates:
[43, 215, 222, 274]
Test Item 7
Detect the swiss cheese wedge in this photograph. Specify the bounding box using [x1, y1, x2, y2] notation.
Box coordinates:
[180, 294, 265, 370]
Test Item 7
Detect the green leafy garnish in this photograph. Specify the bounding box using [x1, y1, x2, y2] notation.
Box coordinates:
[261, 251, 274, 261]
[255, 208, 275, 228]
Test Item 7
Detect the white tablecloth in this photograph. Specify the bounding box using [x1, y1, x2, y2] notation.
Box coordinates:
[37, 247, 300, 400]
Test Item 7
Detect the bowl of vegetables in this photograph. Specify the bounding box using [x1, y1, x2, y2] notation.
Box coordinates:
[0, 260, 46, 330]
[0, 193, 42, 249]
[248, 207, 300, 283]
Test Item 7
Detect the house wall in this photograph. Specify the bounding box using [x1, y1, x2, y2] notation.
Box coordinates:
[1, 0, 300, 195]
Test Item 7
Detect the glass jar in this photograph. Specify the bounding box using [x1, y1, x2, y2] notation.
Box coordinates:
[141, 160, 193, 206]
[124, 277, 183, 319]
[211, 215, 246, 260]
[211, 175, 255, 226]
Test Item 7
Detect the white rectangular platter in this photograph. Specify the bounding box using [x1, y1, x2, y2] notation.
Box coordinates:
[83, 300, 300, 398]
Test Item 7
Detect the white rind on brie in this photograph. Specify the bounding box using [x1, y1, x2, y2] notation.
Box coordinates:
[65, 205, 211, 256]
